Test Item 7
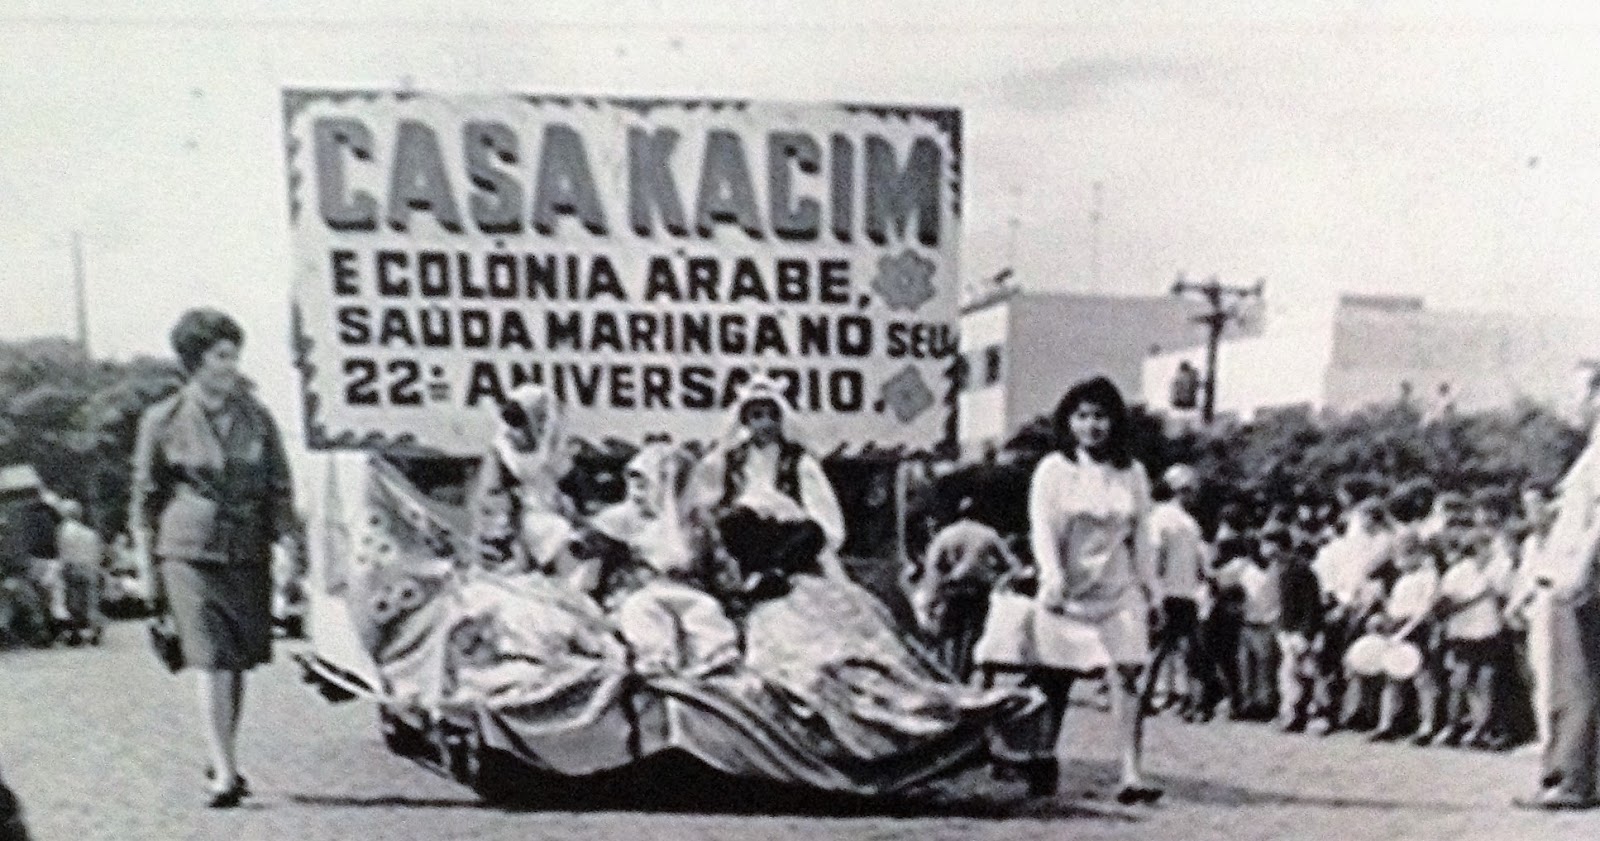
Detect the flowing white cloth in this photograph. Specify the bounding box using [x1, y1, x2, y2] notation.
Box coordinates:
[472, 383, 578, 575]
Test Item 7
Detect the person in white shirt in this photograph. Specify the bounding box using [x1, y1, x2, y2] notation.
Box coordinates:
[974, 376, 1162, 803]
[1142, 464, 1212, 718]
[52, 499, 105, 641]
[1516, 365, 1600, 810]
[1225, 538, 1282, 720]
[1311, 486, 1396, 732]
[1436, 528, 1508, 748]
[1203, 534, 1255, 720]
[1370, 533, 1442, 743]
[689, 376, 848, 595]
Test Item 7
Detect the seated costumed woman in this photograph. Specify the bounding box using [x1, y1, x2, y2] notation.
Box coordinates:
[689, 376, 848, 595]
[471, 383, 588, 582]
[587, 442, 740, 679]
[468, 389, 737, 681]
[690, 377, 1025, 762]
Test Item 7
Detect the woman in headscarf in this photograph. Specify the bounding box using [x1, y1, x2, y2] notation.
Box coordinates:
[592, 443, 740, 678]
[689, 376, 1020, 763]
[973, 376, 1163, 802]
[688, 375, 847, 596]
[129, 308, 296, 808]
[471, 383, 580, 581]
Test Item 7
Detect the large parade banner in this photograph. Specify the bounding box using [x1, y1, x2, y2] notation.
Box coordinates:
[283, 90, 961, 455]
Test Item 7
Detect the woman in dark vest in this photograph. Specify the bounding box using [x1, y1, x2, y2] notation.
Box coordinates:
[691, 376, 846, 598]
[130, 309, 296, 808]
[684, 377, 1024, 764]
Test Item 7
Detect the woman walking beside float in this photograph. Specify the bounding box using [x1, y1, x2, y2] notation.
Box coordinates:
[974, 376, 1164, 802]
[130, 309, 297, 808]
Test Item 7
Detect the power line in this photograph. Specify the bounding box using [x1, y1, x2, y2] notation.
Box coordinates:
[1089, 180, 1103, 291]
[72, 231, 90, 359]
[1171, 272, 1264, 423]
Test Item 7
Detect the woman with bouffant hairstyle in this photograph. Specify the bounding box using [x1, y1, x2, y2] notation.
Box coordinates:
[130, 308, 297, 808]
[974, 376, 1164, 802]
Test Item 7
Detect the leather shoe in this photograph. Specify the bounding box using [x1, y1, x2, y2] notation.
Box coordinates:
[206, 780, 246, 809]
[204, 767, 250, 797]
[1115, 783, 1164, 805]
[1513, 789, 1596, 811]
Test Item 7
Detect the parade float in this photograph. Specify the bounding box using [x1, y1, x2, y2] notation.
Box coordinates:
[282, 89, 1036, 804]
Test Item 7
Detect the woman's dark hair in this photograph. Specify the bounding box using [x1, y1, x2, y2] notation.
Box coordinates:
[1050, 376, 1132, 468]
[170, 308, 244, 374]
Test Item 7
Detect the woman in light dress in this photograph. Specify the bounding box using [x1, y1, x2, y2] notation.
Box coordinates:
[974, 376, 1164, 802]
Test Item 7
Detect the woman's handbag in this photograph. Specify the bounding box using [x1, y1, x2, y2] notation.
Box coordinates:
[147, 609, 184, 674]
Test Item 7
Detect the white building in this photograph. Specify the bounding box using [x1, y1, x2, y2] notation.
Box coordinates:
[1142, 294, 1600, 420]
[957, 285, 1244, 454]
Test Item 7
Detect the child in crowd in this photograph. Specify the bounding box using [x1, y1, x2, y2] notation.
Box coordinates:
[1229, 535, 1282, 720]
[1144, 465, 1212, 718]
[1275, 530, 1324, 731]
[1436, 527, 1510, 748]
[1315, 489, 1397, 733]
[1202, 534, 1254, 721]
[1371, 533, 1443, 744]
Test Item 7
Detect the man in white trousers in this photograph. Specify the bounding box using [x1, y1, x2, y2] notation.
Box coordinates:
[1516, 364, 1600, 810]
[1506, 485, 1556, 753]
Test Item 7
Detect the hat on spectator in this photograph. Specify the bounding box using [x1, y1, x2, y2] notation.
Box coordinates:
[0, 464, 42, 497]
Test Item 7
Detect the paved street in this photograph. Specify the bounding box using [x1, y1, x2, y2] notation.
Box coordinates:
[1, 622, 1595, 841]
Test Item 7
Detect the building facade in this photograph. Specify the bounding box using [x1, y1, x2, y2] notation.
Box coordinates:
[957, 288, 1226, 453]
[1142, 294, 1600, 420]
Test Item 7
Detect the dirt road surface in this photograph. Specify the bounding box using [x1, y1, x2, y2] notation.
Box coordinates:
[0, 622, 1592, 841]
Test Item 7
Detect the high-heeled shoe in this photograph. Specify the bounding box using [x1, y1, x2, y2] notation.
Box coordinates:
[205, 779, 246, 809]
[204, 767, 250, 797]
[1115, 783, 1164, 805]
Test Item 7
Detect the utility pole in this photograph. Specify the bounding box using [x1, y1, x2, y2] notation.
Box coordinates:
[71, 231, 90, 358]
[1089, 181, 1103, 291]
[1005, 215, 1020, 268]
[1171, 273, 1265, 423]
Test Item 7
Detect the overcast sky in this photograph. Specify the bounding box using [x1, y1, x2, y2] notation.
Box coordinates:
[3, 1, 1599, 441]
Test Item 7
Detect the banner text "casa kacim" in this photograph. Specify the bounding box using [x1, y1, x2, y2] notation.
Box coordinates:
[310, 119, 946, 247]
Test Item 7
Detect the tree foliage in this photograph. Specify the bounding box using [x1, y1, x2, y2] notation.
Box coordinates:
[0, 338, 182, 539]
[988, 398, 1587, 538]
[1162, 400, 1585, 503]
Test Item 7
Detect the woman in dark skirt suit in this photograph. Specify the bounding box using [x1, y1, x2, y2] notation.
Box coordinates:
[130, 309, 296, 808]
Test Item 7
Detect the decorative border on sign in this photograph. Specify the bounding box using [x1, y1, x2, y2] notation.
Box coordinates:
[282, 89, 386, 225]
[293, 301, 427, 453]
[280, 88, 961, 460]
[840, 102, 962, 220]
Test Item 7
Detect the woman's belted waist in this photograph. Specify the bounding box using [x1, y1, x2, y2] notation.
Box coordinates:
[153, 483, 273, 564]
